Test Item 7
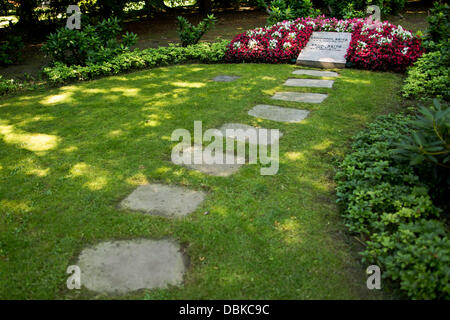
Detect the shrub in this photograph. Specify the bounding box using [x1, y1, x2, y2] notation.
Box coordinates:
[42, 40, 229, 84]
[324, 0, 407, 18]
[402, 43, 450, 101]
[41, 17, 138, 66]
[335, 114, 439, 235]
[0, 35, 24, 66]
[424, 1, 450, 47]
[394, 100, 449, 204]
[363, 220, 450, 300]
[226, 16, 424, 72]
[335, 113, 448, 299]
[176, 14, 217, 47]
[262, 0, 321, 25]
[0, 76, 20, 95]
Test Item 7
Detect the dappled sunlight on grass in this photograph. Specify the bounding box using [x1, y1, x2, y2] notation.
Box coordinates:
[0, 123, 59, 153]
[0, 63, 401, 300]
[170, 81, 206, 88]
[275, 217, 304, 245]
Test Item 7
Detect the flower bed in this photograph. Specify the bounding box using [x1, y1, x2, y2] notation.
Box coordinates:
[225, 16, 424, 72]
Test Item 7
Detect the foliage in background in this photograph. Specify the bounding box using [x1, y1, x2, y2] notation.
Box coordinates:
[41, 17, 138, 66]
[43, 40, 229, 83]
[402, 2, 449, 101]
[258, 0, 320, 25]
[423, 1, 450, 49]
[323, 0, 406, 18]
[226, 16, 423, 72]
[335, 113, 449, 299]
[176, 14, 217, 47]
[0, 34, 24, 66]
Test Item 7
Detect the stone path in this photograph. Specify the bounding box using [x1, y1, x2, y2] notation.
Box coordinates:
[284, 78, 334, 88]
[212, 75, 240, 82]
[75, 69, 339, 295]
[77, 239, 186, 294]
[120, 184, 205, 217]
[248, 105, 310, 123]
[219, 123, 283, 145]
[271, 92, 328, 104]
[173, 144, 245, 177]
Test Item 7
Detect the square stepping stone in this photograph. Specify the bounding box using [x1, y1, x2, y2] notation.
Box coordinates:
[219, 123, 282, 146]
[120, 184, 205, 217]
[248, 105, 310, 123]
[212, 75, 240, 82]
[172, 144, 245, 177]
[284, 78, 334, 88]
[77, 239, 186, 294]
[292, 69, 339, 77]
[271, 92, 328, 104]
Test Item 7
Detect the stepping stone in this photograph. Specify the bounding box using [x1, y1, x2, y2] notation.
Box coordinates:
[219, 123, 282, 146]
[77, 239, 186, 294]
[292, 69, 339, 77]
[248, 104, 310, 123]
[172, 144, 244, 177]
[120, 184, 205, 217]
[212, 75, 240, 82]
[284, 78, 334, 88]
[271, 92, 328, 104]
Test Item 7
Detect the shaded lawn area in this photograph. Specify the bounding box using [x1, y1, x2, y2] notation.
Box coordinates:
[0, 64, 402, 299]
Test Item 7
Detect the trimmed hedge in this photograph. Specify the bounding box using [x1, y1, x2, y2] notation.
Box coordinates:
[43, 41, 229, 84]
[335, 113, 449, 299]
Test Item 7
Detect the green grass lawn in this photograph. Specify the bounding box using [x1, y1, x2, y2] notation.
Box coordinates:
[0, 63, 403, 299]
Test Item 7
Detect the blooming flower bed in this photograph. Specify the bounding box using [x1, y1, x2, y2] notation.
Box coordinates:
[225, 16, 424, 73]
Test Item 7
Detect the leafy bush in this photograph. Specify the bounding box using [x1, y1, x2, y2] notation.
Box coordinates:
[226, 16, 424, 72]
[43, 40, 229, 84]
[335, 113, 448, 299]
[0, 76, 21, 95]
[0, 35, 24, 66]
[394, 100, 449, 204]
[402, 43, 450, 101]
[176, 14, 217, 47]
[424, 1, 450, 47]
[335, 114, 439, 235]
[363, 220, 450, 300]
[263, 0, 320, 25]
[42, 17, 138, 66]
[324, 0, 406, 18]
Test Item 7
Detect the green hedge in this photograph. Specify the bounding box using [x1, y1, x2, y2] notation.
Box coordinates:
[43, 40, 230, 84]
[402, 43, 450, 101]
[335, 113, 449, 299]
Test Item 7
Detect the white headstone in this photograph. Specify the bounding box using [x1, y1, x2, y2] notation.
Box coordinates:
[296, 32, 352, 68]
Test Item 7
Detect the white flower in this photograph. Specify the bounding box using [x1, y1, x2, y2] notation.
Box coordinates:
[296, 23, 305, 30]
[246, 30, 255, 36]
[248, 39, 259, 50]
[402, 47, 409, 55]
[272, 31, 282, 39]
[269, 39, 278, 49]
[377, 36, 393, 46]
[233, 41, 241, 50]
[283, 42, 292, 49]
[306, 21, 316, 28]
[254, 27, 266, 36]
[288, 32, 296, 40]
[391, 25, 412, 41]
[357, 40, 367, 49]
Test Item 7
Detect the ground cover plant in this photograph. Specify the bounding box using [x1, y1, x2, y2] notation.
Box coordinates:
[335, 109, 450, 299]
[0, 63, 403, 299]
[225, 16, 424, 72]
